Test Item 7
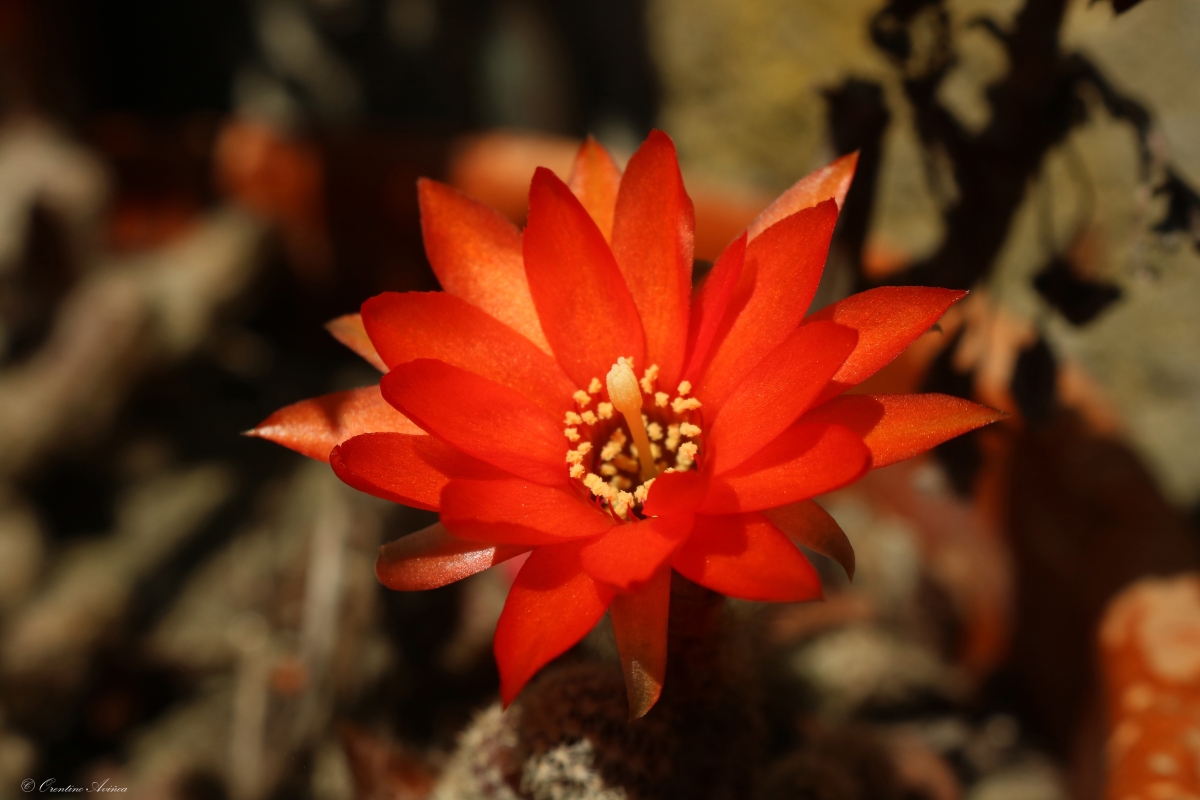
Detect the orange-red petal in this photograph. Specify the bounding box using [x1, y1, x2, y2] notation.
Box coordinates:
[417, 178, 550, 351]
[440, 478, 615, 545]
[641, 469, 709, 517]
[376, 522, 530, 591]
[747, 152, 858, 240]
[672, 513, 822, 602]
[683, 233, 746, 381]
[361, 291, 575, 418]
[610, 130, 694, 389]
[247, 385, 422, 463]
[381, 359, 566, 485]
[609, 567, 670, 719]
[696, 200, 839, 410]
[567, 136, 621, 241]
[495, 542, 614, 705]
[325, 313, 387, 372]
[799, 393, 1005, 468]
[330, 432, 505, 510]
[807, 286, 966, 401]
[579, 514, 692, 591]
[707, 320, 858, 474]
[523, 167, 646, 388]
[701, 423, 870, 513]
[762, 500, 854, 580]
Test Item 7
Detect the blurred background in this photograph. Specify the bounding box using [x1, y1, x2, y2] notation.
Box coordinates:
[0, 0, 1197, 798]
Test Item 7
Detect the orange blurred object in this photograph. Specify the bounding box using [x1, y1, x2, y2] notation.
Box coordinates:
[338, 723, 436, 800]
[861, 237, 915, 279]
[106, 198, 199, 253]
[269, 655, 310, 696]
[1099, 575, 1200, 800]
[448, 131, 578, 224]
[447, 130, 774, 262]
[214, 119, 330, 278]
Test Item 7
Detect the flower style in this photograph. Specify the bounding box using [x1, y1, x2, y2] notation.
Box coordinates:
[249, 131, 1003, 719]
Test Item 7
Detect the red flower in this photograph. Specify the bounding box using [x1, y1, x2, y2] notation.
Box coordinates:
[250, 132, 1002, 718]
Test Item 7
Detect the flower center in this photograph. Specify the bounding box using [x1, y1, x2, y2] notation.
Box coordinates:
[562, 358, 703, 520]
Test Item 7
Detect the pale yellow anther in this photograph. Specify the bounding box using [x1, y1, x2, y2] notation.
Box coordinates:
[566, 450, 584, 465]
[650, 442, 662, 460]
[583, 473, 606, 495]
[609, 429, 628, 445]
[600, 463, 618, 476]
[597, 402, 614, 420]
[612, 476, 632, 491]
[564, 411, 583, 425]
[612, 491, 634, 518]
[677, 380, 692, 397]
[607, 359, 657, 482]
[672, 396, 702, 414]
[647, 422, 663, 441]
[588, 377, 603, 394]
[679, 423, 701, 438]
[677, 441, 699, 468]
[654, 392, 669, 408]
[665, 424, 681, 452]
[577, 442, 593, 455]
[573, 390, 592, 408]
[580, 410, 598, 426]
[564, 427, 580, 442]
[613, 455, 639, 473]
[569, 464, 586, 479]
[600, 441, 623, 462]
[634, 479, 654, 504]
[640, 364, 660, 395]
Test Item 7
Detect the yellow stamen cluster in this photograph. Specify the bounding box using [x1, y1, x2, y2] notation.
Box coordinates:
[672, 396, 702, 414]
[560, 358, 705, 520]
[639, 364, 659, 395]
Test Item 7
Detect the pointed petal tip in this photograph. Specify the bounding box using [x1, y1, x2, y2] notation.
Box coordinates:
[530, 164, 558, 187]
[645, 128, 676, 148]
[624, 655, 664, 719]
[242, 425, 286, 444]
[764, 500, 855, 582]
[627, 684, 662, 721]
[325, 312, 388, 372]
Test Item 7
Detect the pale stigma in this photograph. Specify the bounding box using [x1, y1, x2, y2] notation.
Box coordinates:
[605, 359, 658, 482]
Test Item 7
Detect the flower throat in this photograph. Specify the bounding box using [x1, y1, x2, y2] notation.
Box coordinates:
[563, 357, 702, 521]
